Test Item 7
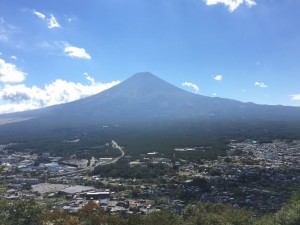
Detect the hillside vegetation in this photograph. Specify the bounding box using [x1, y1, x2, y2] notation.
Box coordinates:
[1, 191, 300, 225]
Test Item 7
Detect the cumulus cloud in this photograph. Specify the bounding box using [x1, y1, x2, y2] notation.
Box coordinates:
[182, 82, 199, 93]
[1, 87, 31, 102]
[0, 58, 26, 83]
[10, 56, 17, 60]
[0, 75, 120, 114]
[214, 75, 223, 81]
[64, 46, 91, 59]
[33, 10, 61, 29]
[254, 82, 268, 88]
[205, 0, 256, 12]
[290, 94, 300, 101]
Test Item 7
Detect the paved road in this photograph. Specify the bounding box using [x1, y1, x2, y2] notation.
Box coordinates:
[90, 140, 125, 168]
[49, 140, 125, 178]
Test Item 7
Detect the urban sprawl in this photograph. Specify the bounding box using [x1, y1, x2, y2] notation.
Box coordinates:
[1, 140, 300, 215]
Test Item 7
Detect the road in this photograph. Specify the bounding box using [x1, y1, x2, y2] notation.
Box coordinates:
[49, 140, 125, 178]
[110, 139, 125, 162]
[91, 140, 125, 167]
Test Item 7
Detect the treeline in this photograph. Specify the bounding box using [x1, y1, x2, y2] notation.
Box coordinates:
[1, 192, 300, 225]
[4, 119, 300, 161]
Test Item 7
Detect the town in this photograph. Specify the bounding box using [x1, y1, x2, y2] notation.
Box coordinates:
[1, 139, 300, 215]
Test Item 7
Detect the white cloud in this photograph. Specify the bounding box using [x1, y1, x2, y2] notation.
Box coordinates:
[254, 82, 268, 88]
[47, 14, 61, 29]
[83, 72, 95, 85]
[64, 46, 91, 59]
[182, 82, 199, 93]
[37, 41, 91, 59]
[33, 10, 61, 29]
[0, 58, 26, 83]
[0, 75, 120, 114]
[205, 0, 256, 12]
[290, 94, 300, 101]
[212, 93, 217, 96]
[33, 10, 46, 19]
[214, 75, 223, 81]
[10, 56, 17, 60]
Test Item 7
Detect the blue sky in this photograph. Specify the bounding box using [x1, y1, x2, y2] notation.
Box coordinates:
[0, 0, 300, 113]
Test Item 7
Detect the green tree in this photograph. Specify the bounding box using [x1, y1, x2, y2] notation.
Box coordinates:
[1, 198, 44, 225]
[78, 201, 108, 225]
[255, 191, 300, 225]
[182, 202, 254, 225]
[141, 210, 181, 225]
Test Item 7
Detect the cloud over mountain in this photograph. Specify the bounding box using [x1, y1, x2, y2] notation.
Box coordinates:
[290, 94, 300, 101]
[182, 82, 199, 93]
[0, 74, 120, 114]
[0, 58, 26, 83]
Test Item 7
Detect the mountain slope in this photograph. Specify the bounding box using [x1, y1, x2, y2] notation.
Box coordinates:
[2, 72, 300, 123]
[1, 72, 300, 154]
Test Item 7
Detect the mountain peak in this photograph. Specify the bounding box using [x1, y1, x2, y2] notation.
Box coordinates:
[130, 72, 157, 78]
[125, 72, 162, 83]
[114, 72, 176, 93]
